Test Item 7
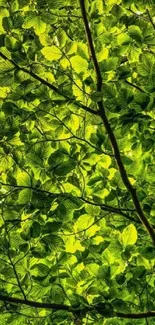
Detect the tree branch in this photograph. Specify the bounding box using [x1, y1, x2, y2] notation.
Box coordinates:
[79, 0, 155, 245]
[0, 51, 98, 116]
[0, 181, 150, 225]
[80, 197, 138, 223]
[79, 0, 102, 91]
[0, 295, 71, 311]
[117, 311, 155, 319]
[125, 80, 146, 93]
[1, 295, 155, 319]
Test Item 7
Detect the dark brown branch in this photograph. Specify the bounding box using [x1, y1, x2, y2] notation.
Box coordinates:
[0, 295, 71, 311]
[125, 80, 146, 93]
[0, 51, 98, 116]
[98, 104, 155, 244]
[0, 182, 58, 196]
[0, 180, 138, 223]
[79, 0, 155, 245]
[117, 311, 155, 319]
[0, 181, 135, 221]
[79, 0, 102, 91]
[80, 197, 138, 223]
[1, 295, 155, 319]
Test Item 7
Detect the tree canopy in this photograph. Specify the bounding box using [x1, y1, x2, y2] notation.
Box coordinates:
[1, 0, 155, 324]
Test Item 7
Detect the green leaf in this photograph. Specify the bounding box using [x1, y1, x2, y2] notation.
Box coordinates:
[42, 221, 62, 234]
[117, 33, 131, 45]
[0, 1, 155, 323]
[54, 160, 76, 176]
[141, 246, 155, 260]
[5, 36, 21, 51]
[18, 189, 31, 204]
[90, 91, 103, 102]
[41, 235, 64, 250]
[30, 263, 50, 276]
[95, 302, 114, 317]
[128, 25, 142, 42]
[30, 221, 41, 238]
[77, 42, 89, 60]
[75, 214, 94, 232]
[0, 60, 14, 72]
[70, 55, 88, 73]
[0, 0, 7, 6]
[121, 224, 137, 246]
[41, 45, 62, 61]
[142, 138, 154, 152]
[18, 0, 30, 7]
[2, 17, 13, 31]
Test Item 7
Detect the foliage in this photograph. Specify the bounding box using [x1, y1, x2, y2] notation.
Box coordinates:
[0, 0, 155, 324]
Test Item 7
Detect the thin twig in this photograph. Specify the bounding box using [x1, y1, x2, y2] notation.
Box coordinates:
[147, 9, 155, 30]
[0, 51, 98, 116]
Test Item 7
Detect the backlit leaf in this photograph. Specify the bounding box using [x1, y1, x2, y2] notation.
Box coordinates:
[41, 45, 62, 61]
[121, 224, 138, 246]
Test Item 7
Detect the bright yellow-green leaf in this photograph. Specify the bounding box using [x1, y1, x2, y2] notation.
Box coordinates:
[121, 224, 138, 246]
[128, 177, 136, 185]
[97, 48, 109, 62]
[23, 16, 46, 34]
[0, 9, 9, 32]
[8, 133, 23, 146]
[33, 17, 46, 35]
[92, 236, 104, 245]
[18, 188, 31, 204]
[69, 114, 80, 131]
[60, 57, 70, 69]
[62, 183, 81, 195]
[86, 224, 100, 237]
[74, 214, 94, 232]
[151, 203, 155, 217]
[65, 236, 84, 253]
[94, 0, 103, 14]
[77, 42, 89, 60]
[16, 170, 31, 186]
[41, 45, 62, 61]
[70, 55, 88, 73]
[85, 204, 101, 216]
[0, 60, 15, 72]
[0, 156, 13, 172]
[67, 42, 77, 55]
[110, 261, 126, 278]
[72, 79, 84, 100]
[98, 155, 112, 169]
[108, 168, 117, 180]
[44, 72, 56, 83]
[107, 0, 121, 5]
[0, 86, 10, 98]
[75, 262, 85, 272]
[117, 33, 131, 45]
[102, 244, 122, 263]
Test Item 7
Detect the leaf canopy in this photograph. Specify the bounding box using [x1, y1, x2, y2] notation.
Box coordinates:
[1, 0, 155, 324]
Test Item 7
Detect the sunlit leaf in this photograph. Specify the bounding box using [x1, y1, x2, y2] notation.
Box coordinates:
[0, 1, 155, 324]
[70, 55, 88, 73]
[41, 45, 62, 61]
[121, 224, 138, 246]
